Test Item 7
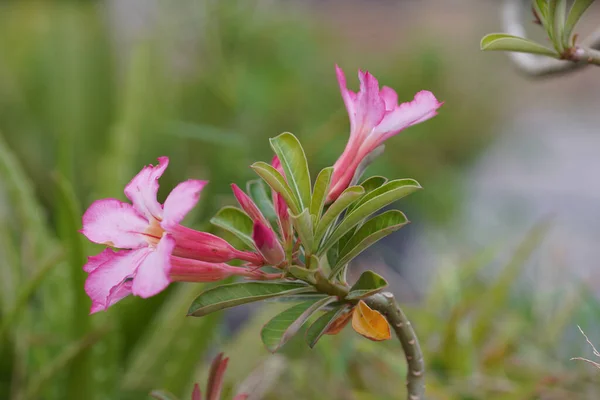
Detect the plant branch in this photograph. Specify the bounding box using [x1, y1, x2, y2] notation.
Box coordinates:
[502, 0, 600, 77]
[365, 292, 425, 400]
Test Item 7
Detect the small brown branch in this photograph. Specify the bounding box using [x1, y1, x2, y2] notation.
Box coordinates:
[365, 292, 425, 400]
[502, 0, 600, 77]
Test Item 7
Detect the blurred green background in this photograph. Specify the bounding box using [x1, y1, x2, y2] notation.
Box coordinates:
[1, 1, 600, 399]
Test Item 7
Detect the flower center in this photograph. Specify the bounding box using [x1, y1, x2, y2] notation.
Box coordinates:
[143, 218, 164, 247]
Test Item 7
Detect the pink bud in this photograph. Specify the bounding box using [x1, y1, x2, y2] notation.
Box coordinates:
[252, 220, 285, 266]
[231, 183, 271, 227]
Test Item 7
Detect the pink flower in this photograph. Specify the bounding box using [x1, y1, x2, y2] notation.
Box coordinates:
[327, 66, 443, 202]
[81, 157, 264, 313]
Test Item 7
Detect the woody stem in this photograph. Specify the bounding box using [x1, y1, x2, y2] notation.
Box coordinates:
[365, 292, 425, 400]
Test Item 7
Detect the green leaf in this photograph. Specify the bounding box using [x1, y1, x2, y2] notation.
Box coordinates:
[291, 209, 314, 254]
[553, 0, 567, 51]
[320, 179, 420, 254]
[269, 132, 311, 210]
[251, 161, 300, 215]
[346, 176, 388, 215]
[346, 271, 388, 300]
[331, 210, 409, 277]
[564, 0, 595, 45]
[314, 186, 365, 248]
[547, 0, 558, 41]
[261, 296, 336, 352]
[305, 304, 351, 348]
[210, 206, 255, 249]
[188, 281, 314, 317]
[310, 167, 333, 219]
[349, 178, 416, 215]
[534, 0, 549, 26]
[480, 34, 560, 58]
[247, 179, 277, 223]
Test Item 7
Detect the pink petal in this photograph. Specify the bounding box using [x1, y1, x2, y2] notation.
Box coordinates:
[355, 69, 386, 137]
[231, 184, 269, 226]
[83, 248, 117, 273]
[271, 155, 283, 175]
[81, 198, 149, 248]
[105, 278, 133, 309]
[380, 86, 398, 111]
[336, 65, 358, 134]
[252, 220, 285, 266]
[162, 179, 208, 228]
[131, 234, 175, 298]
[85, 248, 148, 314]
[373, 90, 443, 142]
[124, 156, 169, 221]
[233, 395, 249, 400]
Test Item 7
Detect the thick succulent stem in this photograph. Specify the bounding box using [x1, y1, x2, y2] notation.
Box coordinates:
[365, 292, 425, 400]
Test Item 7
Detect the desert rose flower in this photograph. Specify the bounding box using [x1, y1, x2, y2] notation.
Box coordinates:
[82, 157, 262, 264]
[327, 66, 443, 202]
[81, 157, 265, 313]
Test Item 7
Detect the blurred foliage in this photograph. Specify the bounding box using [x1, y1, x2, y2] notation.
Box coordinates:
[2, 1, 595, 400]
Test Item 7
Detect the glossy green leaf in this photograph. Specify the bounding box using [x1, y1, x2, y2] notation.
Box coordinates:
[320, 179, 420, 254]
[314, 186, 365, 248]
[261, 296, 336, 352]
[188, 281, 313, 317]
[534, 0, 549, 26]
[247, 179, 277, 223]
[564, 0, 595, 45]
[251, 161, 300, 215]
[547, 0, 558, 41]
[305, 304, 351, 348]
[310, 167, 333, 219]
[480, 34, 559, 57]
[553, 0, 567, 51]
[346, 176, 388, 215]
[331, 210, 409, 277]
[346, 271, 388, 300]
[210, 206, 255, 249]
[269, 132, 311, 209]
[291, 209, 314, 254]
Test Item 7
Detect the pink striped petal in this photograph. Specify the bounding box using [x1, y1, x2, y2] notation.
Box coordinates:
[373, 90, 443, 142]
[85, 248, 147, 314]
[124, 156, 168, 220]
[335, 65, 358, 134]
[131, 234, 174, 298]
[355, 70, 385, 137]
[105, 279, 133, 310]
[162, 179, 208, 228]
[84, 248, 117, 273]
[380, 86, 398, 111]
[81, 198, 148, 248]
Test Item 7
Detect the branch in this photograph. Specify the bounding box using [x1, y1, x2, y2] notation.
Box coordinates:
[502, 0, 600, 77]
[365, 292, 425, 400]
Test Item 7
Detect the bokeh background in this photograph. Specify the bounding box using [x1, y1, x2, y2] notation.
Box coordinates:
[1, 0, 600, 399]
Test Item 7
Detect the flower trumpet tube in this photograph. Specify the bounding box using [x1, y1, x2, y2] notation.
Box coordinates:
[327, 66, 443, 202]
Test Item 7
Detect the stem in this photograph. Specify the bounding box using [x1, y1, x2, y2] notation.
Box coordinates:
[365, 292, 425, 400]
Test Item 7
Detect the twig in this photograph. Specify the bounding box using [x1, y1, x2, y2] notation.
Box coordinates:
[571, 325, 600, 369]
[365, 292, 425, 400]
[502, 0, 600, 77]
